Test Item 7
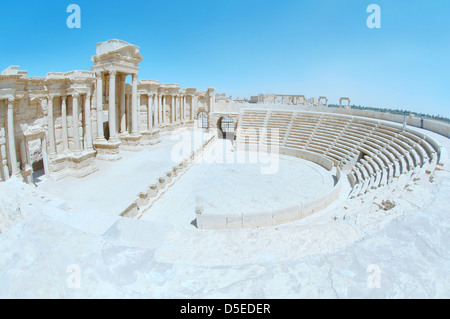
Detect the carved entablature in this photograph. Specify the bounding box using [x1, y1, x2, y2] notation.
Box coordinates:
[159, 84, 180, 95]
[196, 90, 207, 97]
[45, 72, 70, 94]
[185, 88, 197, 96]
[27, 77, 46, 92]
[91, 39, 143, 75]
[0, 66, 29, 98]
[65, 70, 95, 95]
[138, 79, 160, 94]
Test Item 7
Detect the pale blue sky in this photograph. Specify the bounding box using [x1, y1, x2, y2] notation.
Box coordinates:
[1, 0, 449, 116]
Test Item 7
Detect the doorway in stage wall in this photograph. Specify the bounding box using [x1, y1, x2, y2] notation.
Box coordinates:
[217, 116, 235, 140]
[198, 112, 208, 130]
[29, 139, 45, 184]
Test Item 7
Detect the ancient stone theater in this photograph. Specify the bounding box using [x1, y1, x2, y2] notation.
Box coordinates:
[0, 39, 449, 298]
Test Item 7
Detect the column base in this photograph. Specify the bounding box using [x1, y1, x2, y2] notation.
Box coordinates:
[1, 163, 9, 181]
[119, 133, 142, 151]
[94, 139, 122, 161]
[47, 151, 99, 180]
[69, 150, 98, 178]
[140, 129, 161, 145]
[48, 154, 70, 181]
[20, 165, 33, 184]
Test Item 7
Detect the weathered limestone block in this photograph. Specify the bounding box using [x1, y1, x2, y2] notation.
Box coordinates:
[165, 171, 173, 183]
[120, 201, 139, 218]
[137, 192, 149, 209]
[157, 177, 166, 189]
[94, 139, 121, 161]
[68, 150, 98, 178]
[48, 154, 70, 180]
[120, 133, 142, 151]
[140, 128, 161, 145]
[20, 166, 33, 184]
[147, 184, 158, 198]
[0, 191, 23, 233]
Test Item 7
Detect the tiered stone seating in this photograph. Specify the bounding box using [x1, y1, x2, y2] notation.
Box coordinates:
[265, 111, 293, 146]
[237, 110, 267, 146]
[237, 109, 440, 197]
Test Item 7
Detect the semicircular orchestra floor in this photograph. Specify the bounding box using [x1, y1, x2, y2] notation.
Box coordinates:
[140, 139, 336, 227]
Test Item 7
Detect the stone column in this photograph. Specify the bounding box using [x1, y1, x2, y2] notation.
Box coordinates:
[61, 95, 69, 152]
[131, 74, 138, 134]
[120, 74, 127, 133]
[171, 95, 175, 123]
[159, 94, 164, 123]
[19, 139, 31, 178]
[163, 95, 167, 124]
[105, 73, 109, 100]
[147, 94, 153, 130]
[176, 95, 179, 123]
[178, 95, 182, 123]
[41, 134, 49, 178]
[72, 93, 81, 153]
[96, 72, 105, 141]
[47, 95, 56, 155]
[137, 92, 141, 132]
[154, 94, 159, 126]
[191, 95, 195, 120]
[208, 89, 215, 113]
[179, 95, 184, 123]
[84, 92, 93, 150]
[109, 70, 117, 140]
[126, 94, 131, 132]
[6, 98, 18, 176]
[161, 95, 165, 123]
[182, 95, 186, 122]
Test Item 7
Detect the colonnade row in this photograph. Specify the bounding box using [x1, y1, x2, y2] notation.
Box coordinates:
[275, 96, 306, 105]
[1, 93, 93, 179]
[1, 72, 206, 181]
[137, 92, 196, 129]
[96, 71, 197, 143]
[1, 98, 18, 178]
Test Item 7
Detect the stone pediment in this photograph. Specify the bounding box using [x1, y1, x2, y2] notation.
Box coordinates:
[93, 39, 143, 63]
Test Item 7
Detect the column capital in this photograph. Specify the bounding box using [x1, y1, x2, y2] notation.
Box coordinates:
[109, 70, 117, 77]
[72, 92, 80, 99]
[7, 97, 14, 107]
[132, 73, 138, 80]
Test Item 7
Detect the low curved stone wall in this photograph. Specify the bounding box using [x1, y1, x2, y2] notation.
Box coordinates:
[120, 134, 216, 219]
[196, 147, 342, 230]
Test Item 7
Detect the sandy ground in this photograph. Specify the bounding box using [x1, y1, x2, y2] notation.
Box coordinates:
[0, 127, 449, 298]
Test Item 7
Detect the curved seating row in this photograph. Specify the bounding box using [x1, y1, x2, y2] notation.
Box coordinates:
[237, 109, 440, 197]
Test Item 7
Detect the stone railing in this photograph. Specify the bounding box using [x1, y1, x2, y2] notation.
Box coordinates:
[120, 134, 216, 219]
